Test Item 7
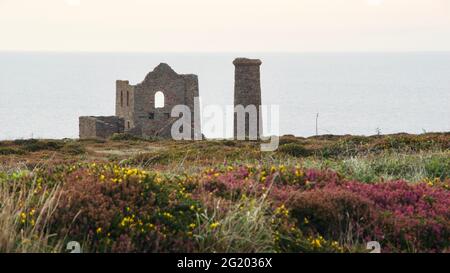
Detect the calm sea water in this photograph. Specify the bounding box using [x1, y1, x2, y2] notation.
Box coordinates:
[0, 52, 449, 140]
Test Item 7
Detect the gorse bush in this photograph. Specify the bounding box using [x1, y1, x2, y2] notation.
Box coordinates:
[0, 160, 449, 253]
[49, 164, 201, 252]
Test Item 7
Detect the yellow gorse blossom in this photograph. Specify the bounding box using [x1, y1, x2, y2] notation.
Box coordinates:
[274, 204, 289, 217]
[210, 222, 220, 229]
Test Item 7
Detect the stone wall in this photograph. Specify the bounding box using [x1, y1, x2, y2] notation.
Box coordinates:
[115, 80, 135, 130]
[116, 63, 201, 139]
[79, 116, 124, 139]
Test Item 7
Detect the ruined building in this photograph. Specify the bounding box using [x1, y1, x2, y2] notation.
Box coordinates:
[79, 63, 200, 139]
[233, 58, 263, 140]
[79, 58, 263, 140]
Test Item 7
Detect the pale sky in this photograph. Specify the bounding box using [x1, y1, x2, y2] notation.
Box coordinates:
[0, 0, 449, 52]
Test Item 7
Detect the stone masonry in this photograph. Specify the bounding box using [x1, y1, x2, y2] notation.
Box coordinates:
[79, 58, 263, 140]
[79, 116, 124, 139]
[79, 63, 201, 139]
[233, 58, 263, 140]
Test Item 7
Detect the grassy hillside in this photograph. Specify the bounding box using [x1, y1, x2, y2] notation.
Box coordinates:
[0, 133, 449, 253]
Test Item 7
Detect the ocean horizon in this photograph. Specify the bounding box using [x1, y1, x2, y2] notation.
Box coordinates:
[1, 51, 449, 140]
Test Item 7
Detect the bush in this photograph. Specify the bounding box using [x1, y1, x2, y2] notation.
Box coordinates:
[61, 142, 86, 155]
[278, 143, 311, 157]
[110, 133, 141, 141]
[425, 156, 450, 181]
[22, 140, 63, 152]
[0, 147, 26, 155]
[49, 164, 200, 252]
[288, 188, 375, 244]
[346, 181, 450, 252]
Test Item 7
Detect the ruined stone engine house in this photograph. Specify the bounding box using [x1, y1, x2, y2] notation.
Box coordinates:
[79, 63, 200, 139]
[79, 58, 263, 140]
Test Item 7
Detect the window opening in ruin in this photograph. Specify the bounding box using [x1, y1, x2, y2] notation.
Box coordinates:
[155, 91, 165, 108]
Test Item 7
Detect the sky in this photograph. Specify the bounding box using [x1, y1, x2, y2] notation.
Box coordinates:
[0, 0, 449, 52]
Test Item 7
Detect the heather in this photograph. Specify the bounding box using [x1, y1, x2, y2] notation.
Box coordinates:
[0, 133, 449, 253]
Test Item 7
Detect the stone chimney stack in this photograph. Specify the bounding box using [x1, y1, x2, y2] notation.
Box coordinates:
[233, 58, 262, 140]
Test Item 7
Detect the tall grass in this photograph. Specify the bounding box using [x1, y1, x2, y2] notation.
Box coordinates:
[0, 171, 64, 253]
[300, 151, 449, 183]
[195, 196, 276, 253]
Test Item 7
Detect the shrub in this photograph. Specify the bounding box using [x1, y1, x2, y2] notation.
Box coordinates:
[110, 133, 141, 142]
[278, 143, 311, 157]
[0, 147, 26, 155]
[425, 156, 450, 181]
[22, 140, 63, 152]
[61, 142, 86, 155]
[287, 188, 375, 245]
[345, 180, 450, 252]
[49, 164, 201, 252]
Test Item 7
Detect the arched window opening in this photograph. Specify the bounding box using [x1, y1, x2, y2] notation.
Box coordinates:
[120, 91, 123, 107]
[126, 91, 129, 107]
[155, 91, 165, 109]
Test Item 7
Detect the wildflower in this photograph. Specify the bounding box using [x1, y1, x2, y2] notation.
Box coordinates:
[304, 217, 309, 224]
[210, 222, 220, 230]
[312, 239, 322, 248]
[20, 212, 27, 223]
[163, 212, 173, 219]
[188, 223, 196, 229]
[295, 169, 303, 177]
[96, 227, 102, 234]
[275, 204, 289, 217]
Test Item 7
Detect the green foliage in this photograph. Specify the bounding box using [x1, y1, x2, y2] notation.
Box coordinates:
[61, 142, 86, 155]
[49, 165, 201, 252]
[0, 147, 26, 155]
[278, 143, 311, 157]
[195, 197, 276, 253]
[110, 133, 142, 142]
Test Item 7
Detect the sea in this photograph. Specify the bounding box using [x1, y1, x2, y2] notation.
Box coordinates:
[0, 52, 449, 140]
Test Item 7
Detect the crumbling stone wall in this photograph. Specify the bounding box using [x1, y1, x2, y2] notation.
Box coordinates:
[79, 116, 124, 139]
[233, 58, 263, 140]
[116, 63, 200, 139]
[115, 80, 135, 130]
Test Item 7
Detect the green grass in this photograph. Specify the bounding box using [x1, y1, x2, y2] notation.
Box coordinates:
[0, 133, 448, 253]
